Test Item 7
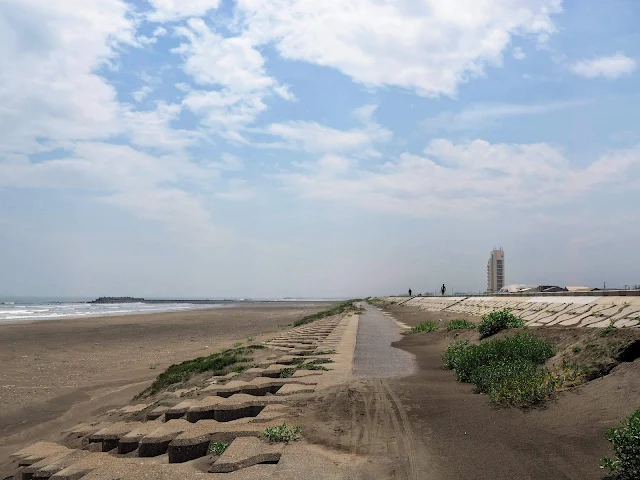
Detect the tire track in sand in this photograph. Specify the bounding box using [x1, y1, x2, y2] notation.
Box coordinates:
[347, 380, 420, 480]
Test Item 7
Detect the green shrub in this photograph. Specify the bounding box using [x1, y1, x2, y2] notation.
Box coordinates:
[264, 423, 301, 442]
[442, 340, 471, 369]
[209, 441, 228, 456]
[293, 301, 356, 327]
[442, 333, 558, 406]
[445, 319, 476, 331]
[410, 321, 439, 333]
[472, 359, 555, 406]
[600, 410, 640, 479]
[478, 309, 525, 338]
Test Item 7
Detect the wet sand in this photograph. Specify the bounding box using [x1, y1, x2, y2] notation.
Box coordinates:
[0, 302, 329, 466]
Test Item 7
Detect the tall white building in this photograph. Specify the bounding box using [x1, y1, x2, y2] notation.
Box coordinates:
[487, 248, 505, 292]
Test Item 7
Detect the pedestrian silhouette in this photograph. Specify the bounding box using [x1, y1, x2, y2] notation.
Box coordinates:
[441, 284, 446, 296]
[408, 288, 412, 296]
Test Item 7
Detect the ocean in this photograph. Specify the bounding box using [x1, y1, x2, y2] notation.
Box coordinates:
[0, 297, 230, 323]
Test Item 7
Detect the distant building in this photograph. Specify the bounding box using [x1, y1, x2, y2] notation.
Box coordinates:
[566, 286, 593, 292]
[498, 284, 567, 294]
[499, 284, 532, 293]
[487, 248, 505, 292]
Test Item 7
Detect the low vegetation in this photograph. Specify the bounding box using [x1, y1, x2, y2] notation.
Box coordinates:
[442, 333, 583, 407]
[209, 441, 229, 456]
[298, 363, 329, 371]
[445, 319, 476, 331]
[293, 300, 357, 327]
[264, 423, 302, 442]
[409, 321, 439, 333]
[141, 345, 264, 396]
[477, 309, 525, 338]
[600, 409, 640, 480]
[279, 367, 295, 378]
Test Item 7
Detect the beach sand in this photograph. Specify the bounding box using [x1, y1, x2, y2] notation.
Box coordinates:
[0, 302, 329, 465]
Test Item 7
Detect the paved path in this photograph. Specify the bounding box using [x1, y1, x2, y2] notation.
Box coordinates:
[353, 303, 416, 379]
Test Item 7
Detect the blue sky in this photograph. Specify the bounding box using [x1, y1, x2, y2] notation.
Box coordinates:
[1, 0, 639, 298]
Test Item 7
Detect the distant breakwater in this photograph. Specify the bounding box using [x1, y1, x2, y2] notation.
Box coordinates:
[89, 297, 236, 304]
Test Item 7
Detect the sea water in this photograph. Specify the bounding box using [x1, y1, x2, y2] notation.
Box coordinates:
[0, 297, 228, 323]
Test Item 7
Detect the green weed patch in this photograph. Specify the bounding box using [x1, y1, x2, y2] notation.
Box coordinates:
[293, 301, 357, 327]
[409, 321, 439, 333]
[441, 333, 582, 407]
[478, 309, 525, 338]
[142, 346, 256, 395]
[445, 319, 476, 331]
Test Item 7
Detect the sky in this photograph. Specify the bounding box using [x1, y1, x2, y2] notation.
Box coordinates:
[1, 0, 640, 298]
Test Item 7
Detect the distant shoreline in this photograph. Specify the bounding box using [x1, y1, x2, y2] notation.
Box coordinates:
[88, 296, 236, 304]
[87, 296, 343, 304]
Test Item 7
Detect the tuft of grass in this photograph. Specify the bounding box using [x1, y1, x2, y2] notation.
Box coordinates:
[264, 423, 301, 442]
[477, 309, 525, 338]
[141, 347, 254, 396]
[209, 441, 229, 456]
[231, 364, 250, 374]
[409, 321, 439, 333]
[599, 325, 616, 337]
[600, 409, 640, 479]
[304, 358, 333, 365]
[149, 363, 157, 370]
[572, 345, 583, 353]
[247, 337, 255, 342]
[293, 301, 356, 327]
[233, 342, 243, 347]
[298, 363, 329, 371]
[279, 367, 295, 378]
[441, 333, 578, 407]
[296, 349, 335, 356]
[445, 319, 476, 331]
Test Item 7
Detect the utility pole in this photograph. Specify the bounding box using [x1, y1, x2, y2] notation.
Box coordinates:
[603, 281, 606, 290]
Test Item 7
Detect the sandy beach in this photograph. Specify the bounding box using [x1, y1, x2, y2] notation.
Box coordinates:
[0, 302, 329, 466]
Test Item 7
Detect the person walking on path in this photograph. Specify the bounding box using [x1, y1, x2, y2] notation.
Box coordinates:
[408, 288, 412, 296]
[441, 284, 446, 296]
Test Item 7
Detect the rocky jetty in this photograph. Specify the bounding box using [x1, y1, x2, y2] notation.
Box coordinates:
[90, 297, 145, 304]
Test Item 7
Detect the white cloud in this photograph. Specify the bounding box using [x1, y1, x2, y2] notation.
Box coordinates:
[422, 100, 586, 132]
[0, 141, 247, 238]
[153, 26, 168, 37]
[173, 18, 291, 136]
[260, 120, 392, 157]
[215, 179, 254, 201]
[122, 102, 202, 151]
[513, 47, 526, 60]
[570, 52, 637, 79]
[215, 153, 244, 171]
[277, 140, 640, 217]
[146, 0, 222, 23]
[0, 0, 135, 154]
[237, 0, 562, 97]
[137, 34, 157, 46]
[133, 85, 153, 102]
[249, 105, 391, 157]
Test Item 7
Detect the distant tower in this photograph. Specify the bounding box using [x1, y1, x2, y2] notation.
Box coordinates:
[487, 248, 505, 292]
